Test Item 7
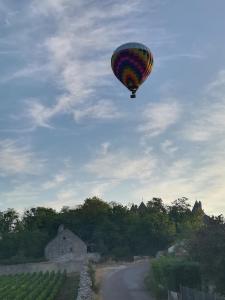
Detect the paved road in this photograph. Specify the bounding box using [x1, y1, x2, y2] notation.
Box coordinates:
[101, 261, 155, 300]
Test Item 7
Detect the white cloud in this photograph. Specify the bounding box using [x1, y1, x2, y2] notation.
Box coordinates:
[157, 52, 205, 64]
[30, 0, 74, 16]
[26, 101, 54, 129]
[0, 65, 49, 83]
[0, 139, 45, 176]
[21, 0, 170, 127]
[161, 139, 178, 154]
[5, 0, 225, 216]
[130, 154, 225, 215]
[86, 181, 116, 199]
[58, 190, 76, 201]
[183, 70, 225, 142]
[73, 100, 121, 122]
[42, 173, 67, 190]
[25, 0, 139, 126]
[206, 70, 225, 96]
[182, 102, 225, 142]
[85, 149, 157, 182]
[100, 142, 110, 156]
[0, 183, 41, 212]
[138, 98, 181, 137]
[0, 1, 175, 128]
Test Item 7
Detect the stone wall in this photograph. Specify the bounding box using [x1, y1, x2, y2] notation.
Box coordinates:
[0, 260, 84, 275]
[87, 253, 101, 263]
[77, 265, 93, 300]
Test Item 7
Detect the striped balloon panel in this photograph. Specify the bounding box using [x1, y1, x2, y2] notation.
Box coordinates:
[111, 48, 153, 92]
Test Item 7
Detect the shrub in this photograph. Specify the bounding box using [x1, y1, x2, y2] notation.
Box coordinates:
[147, 256, 201, 299]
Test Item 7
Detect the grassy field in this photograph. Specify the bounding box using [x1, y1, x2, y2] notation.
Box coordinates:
[0, 271, 79, 300]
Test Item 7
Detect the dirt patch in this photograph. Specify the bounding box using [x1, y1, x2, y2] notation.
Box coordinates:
[56, 273, 79, 300]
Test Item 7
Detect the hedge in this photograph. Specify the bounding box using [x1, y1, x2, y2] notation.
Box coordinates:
[147, 256, 201, 299]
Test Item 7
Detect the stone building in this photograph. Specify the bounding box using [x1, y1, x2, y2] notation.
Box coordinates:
[45, 225, 87, 262]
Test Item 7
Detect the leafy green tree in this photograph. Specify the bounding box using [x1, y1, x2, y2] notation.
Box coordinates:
[147, 198, 166, 214]
[22, 207, 58, 236]
[188, 219, 225, 294]
[168, 197, 193, 235]
[0, 209, 19, 234]
[138, 202, 147, 214]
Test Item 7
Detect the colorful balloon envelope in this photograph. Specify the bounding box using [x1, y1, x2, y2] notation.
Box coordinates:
[111, 42, 153, 98]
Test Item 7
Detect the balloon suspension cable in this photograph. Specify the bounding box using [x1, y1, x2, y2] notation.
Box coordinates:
[130, 90, 136, 99]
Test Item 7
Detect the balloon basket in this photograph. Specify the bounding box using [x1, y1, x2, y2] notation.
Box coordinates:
[130, 90, 136, 98]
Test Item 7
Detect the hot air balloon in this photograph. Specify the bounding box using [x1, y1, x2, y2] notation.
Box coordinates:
[111, 42, 153, 98]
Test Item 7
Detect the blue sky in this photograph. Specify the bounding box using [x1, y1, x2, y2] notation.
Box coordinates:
[1, 0, 225, 214]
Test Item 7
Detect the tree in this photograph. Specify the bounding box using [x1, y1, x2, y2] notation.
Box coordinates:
[168, 197, 192, 234]
[0, 209, 19, 234]
[22, 207, 58, 237]
[138, 202, 147, 214]
[188, 219, 225, 294]
[147, 198, 166, 214]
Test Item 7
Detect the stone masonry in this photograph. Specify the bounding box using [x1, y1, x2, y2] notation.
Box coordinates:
[76, 264, 93, 300]
[45, 225, 87, 262]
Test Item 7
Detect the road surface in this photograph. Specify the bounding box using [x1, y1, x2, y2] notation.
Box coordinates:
[100, 260, 155, 300]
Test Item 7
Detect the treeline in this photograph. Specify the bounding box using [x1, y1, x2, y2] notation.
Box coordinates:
[0, 197, 204, 263]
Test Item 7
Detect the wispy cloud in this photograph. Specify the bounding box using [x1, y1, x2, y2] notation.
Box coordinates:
[138, 98, 181, 137]
[25, 0, 143, 126]
[73, 100, 122, 122]
[30, 0, 73, 16]
[0, 183, 41, 211]
[0, 139, 45, 176]
[0, 65, 49, 83]
[158, 52, 205, 64]
[132, 149, 225, 215]
[132, 68, 225, 214]
[161, 139, 178, 154]
[2, 0, 224, 216]
[85, 147, 157, 182]
[26, 100, 55, 129]
[100, 142, 111, 156]
[9, 0, 172, 128]
[42, 173, 67, 190]
[0, 0, 176, 129]
[182, 70, 225, 142]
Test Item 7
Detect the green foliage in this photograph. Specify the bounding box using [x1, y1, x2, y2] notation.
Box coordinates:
[188, 218, 225, 295]
[168, 197, 204, 239]
[0, 229, 49, 262]
[88, 263, 99, 293]
[0, 197, 205, 262]
[0, 209, 19, 233]
[147, 257, 201, 299]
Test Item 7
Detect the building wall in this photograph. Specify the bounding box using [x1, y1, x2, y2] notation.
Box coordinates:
[0, 260, 84, 275]
[45, 228, 87, 262]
